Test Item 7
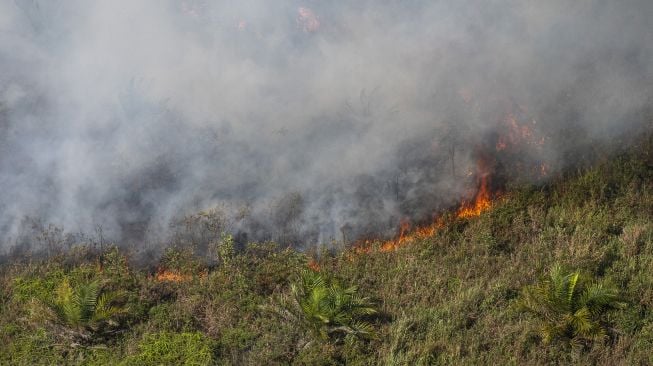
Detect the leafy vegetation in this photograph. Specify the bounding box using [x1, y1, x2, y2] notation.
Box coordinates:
[517, 264, 625, 349]
[271, 269, 377, 346]
[44, 279, 126, 344]
[0, 137, 652, 364]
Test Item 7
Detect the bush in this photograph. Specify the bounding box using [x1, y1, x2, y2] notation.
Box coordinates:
[517, 264, 626, 349]
[41, 278, 127, 345]
[272, 269, 377, 346]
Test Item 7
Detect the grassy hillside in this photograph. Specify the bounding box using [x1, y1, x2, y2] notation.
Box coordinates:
[1, 136, 652, 365]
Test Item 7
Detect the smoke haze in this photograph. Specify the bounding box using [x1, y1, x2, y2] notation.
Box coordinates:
[1, 0, 652, 251]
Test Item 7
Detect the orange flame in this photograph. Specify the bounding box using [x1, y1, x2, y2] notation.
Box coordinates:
[456, 175, 492, 219]
[155, 270, 191, 282]
[373, 156, 494, 252]
[378, 216, 446, 252]
[380, 219, 411, 252]
[155, 269, 207, 283]
[352, 239, 374, 254]
[365, 99, 555, 254]
[307, 258, 321, 272]
[349, 100, 555, 255]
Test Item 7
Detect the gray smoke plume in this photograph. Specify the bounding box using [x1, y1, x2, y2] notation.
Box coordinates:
[0, 0, 651, 252]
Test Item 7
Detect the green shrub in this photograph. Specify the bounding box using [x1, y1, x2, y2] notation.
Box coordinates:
[517, 264, 626, 349]
[0, 328, 63, 365]
[41, 278, 127, 344]
[146, 303, 200, 333]
[158, 247, 205, 275]
[12, 270, 66, 303]
[272, 269, 377, 346]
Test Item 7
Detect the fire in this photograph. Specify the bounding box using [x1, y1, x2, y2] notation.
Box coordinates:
[380, 219, 411, 252]
[307, 258, 321, 272]
[155, 270, 191, 282]
[349, 99, 552, 255]
[376, 216, 446, 252]
[353, 156, 495, 254]
[350, 177, 493, 254]
[155, 269, 207, 283]
[456, 151, 494, 220]
[496, 109, 545, 152]
[375, 179, 494, 253]
[352, 240, 374, 254]
[456, 175, 492, 219]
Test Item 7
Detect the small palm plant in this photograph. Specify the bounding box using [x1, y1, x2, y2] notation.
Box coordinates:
[45, 279, 126, 344]
[274, 269, 377, 346]
[517, 264, 625, 349]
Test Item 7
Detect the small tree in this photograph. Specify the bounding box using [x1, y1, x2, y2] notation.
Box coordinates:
[273, 269, 377, 346]
[517, 264, 625, 349]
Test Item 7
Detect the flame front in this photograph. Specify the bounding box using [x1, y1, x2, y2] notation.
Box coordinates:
[456, 175, 492, 219]
[353, 175, 493, 254]
[377, 179, 493, 253]
[361, 157, 494, 253]
[378, 216, 446, 252]
[350, 100, 552, 255]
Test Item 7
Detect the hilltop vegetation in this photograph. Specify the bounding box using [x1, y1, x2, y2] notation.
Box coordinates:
[1, 135, 652, 365]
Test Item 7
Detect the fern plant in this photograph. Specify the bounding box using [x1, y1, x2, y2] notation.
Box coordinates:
[517, 264, 625, 349]
[45, 279, 125, 343]
[274, 269, 377, 345]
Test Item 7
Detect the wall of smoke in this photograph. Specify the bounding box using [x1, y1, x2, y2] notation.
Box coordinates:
[0, 0, 651, 253]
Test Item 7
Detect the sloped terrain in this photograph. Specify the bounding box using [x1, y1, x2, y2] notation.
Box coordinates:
[1, 135, 652, 365]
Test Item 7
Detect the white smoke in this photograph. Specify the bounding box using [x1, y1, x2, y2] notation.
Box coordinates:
[0, 0, 651, 251]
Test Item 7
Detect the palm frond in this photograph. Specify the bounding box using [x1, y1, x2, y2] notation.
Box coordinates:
[517, 264, 625, 349]
[566, 272, 580, 310]
[75, 281, 99, 323]
[580, 283, 626, 316]
[274, 270, 377, 344]
[42, 278, 125, 342]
